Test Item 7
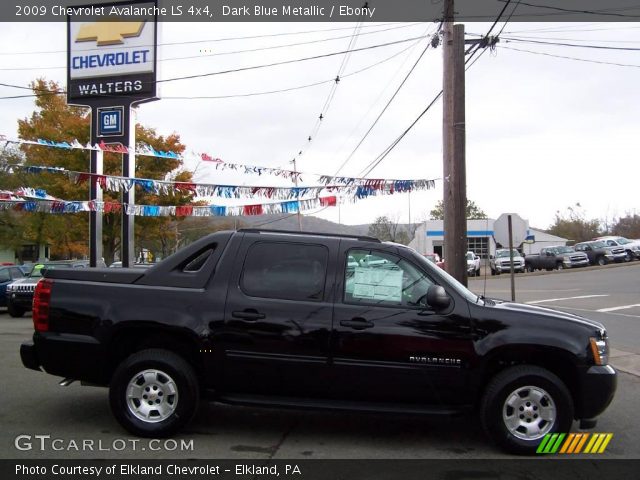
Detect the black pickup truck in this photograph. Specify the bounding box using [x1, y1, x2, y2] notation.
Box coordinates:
[20, 229, 616, 454]
[524, 246, 590, 272]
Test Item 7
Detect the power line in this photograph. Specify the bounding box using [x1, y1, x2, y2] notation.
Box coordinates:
[0, 40, 424, 101]
[498, 45, 640, 68]
[0, 22, 425, 56]
[333, 37, 435, 178]
[494, 0, 640, 18]
[0, 34, 430, 97]
[359, 3, 514, 178]
[0, 23, 425, 72]
[502, 37, 640, 51]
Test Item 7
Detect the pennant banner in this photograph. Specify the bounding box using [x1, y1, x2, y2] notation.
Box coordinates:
[0, 163, 438, 201]
[1, 134, 440, 186]
[0, 197, 335, 218]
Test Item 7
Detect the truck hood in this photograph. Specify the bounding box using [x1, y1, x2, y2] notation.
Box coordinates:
[9, 276, 39, 286]
[489, 299, 605, 331]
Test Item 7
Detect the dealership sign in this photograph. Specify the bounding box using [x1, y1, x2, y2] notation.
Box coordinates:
[67, 1, 158, 103]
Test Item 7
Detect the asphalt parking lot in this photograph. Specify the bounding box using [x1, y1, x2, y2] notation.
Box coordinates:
[1, 263, 639, 460]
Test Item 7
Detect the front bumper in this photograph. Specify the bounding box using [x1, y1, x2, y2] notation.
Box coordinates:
[8, 292, 34, 310]
[495, 264, 524, 273]
[576, 364, 617, 420]
[565, 259, 590, 268]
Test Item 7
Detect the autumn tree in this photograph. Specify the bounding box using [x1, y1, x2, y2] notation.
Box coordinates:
[612, 213, 640, 239]
[547, 203, 601, 243]
[12, 79, 195, 264]
[429, 199, 487, 220]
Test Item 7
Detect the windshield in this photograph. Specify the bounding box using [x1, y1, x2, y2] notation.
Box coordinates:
[29, 263, 72, 278]
[413, 253, 478, 303]
[616, 238, 630, 245]
[466, 253, 474, 260]
[555, 246, 574, 254]
[496, 250, 518, 258]
[590, 241, 606, 248]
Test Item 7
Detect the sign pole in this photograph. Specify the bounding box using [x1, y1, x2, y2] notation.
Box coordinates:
[508, 214, 516, 301]
[89, 107, 103, 267]
[67, 1, 158, 267]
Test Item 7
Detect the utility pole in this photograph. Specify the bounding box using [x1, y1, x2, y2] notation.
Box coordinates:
[443, 0, 468, 286]
[291, 158, 302, 231]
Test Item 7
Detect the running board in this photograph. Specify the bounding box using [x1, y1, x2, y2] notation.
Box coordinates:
[214, 393, 468, 416]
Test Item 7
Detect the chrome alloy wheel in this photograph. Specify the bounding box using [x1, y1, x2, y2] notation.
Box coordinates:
[126, 369, 179, 423]
[502, 385, 556, 440]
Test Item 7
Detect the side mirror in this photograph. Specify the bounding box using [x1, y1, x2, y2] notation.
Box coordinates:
[426, 285, 451, 311]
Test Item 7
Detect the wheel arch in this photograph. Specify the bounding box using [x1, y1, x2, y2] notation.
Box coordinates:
[477, 344, 581, 417]
[107, 325, 204, 385]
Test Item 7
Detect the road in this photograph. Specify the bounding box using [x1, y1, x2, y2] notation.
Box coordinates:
[469, 262, 640, 354]
[1, 264, 638, 460]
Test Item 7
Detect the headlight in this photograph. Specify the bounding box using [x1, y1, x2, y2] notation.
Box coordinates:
[590, 336, 609, 366]
[563, 256, 571, 262]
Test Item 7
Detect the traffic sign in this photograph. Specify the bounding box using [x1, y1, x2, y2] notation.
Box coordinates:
[97, 106, 124, 137]
[494, 213, 528, 248]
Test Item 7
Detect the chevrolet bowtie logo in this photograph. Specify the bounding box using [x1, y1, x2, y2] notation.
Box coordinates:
[76, 21, 145, 46]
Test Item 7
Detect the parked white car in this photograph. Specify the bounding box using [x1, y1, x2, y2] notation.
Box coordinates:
[466, 251, 481, 277]
[594, 236, 640, 262]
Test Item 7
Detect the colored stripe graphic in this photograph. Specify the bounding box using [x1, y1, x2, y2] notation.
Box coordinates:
[537, 433, 565, 454]
[538, 433, 613, 454]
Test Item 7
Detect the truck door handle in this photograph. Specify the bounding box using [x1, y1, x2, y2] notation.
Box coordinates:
[340, 318, 374, 330]
[232, 309, 266, 321]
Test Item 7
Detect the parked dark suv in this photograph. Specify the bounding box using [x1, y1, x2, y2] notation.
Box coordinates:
[7, 260, 104, 317]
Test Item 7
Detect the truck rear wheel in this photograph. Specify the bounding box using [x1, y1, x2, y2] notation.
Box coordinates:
[480, 365, 573, 455]
[109, 349, 199, 437]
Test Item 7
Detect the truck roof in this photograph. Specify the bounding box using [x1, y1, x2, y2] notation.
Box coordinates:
[238, 228, 382, 243]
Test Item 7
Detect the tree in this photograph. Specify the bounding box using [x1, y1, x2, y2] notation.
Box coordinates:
[547, 203, 601, 243]
[368, 215, 411, 244]
[13, 79, 195, 264]
[612, 213, 640, 239]
[429, 199, 487, 220]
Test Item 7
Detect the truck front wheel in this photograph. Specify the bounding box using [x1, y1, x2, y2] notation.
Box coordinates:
[7, 303, 25, 318]
[480, 365, 574, 454]
[109, 349, 199, 437]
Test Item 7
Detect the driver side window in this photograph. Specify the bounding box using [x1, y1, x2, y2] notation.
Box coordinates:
[344, 250, 434, 308]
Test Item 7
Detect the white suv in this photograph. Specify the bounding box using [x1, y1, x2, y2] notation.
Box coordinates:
[594, 236, 640, 262]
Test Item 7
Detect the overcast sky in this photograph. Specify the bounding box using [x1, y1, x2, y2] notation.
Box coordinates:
[1, 20, 639, 229]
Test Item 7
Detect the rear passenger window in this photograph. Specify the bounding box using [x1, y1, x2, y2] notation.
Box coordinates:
[241, 242, 328, 301]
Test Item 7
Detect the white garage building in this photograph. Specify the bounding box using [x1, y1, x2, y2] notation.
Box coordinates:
[408, 218, 568, 259]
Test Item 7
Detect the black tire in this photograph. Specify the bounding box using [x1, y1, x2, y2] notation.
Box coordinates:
[491, 268, 496, 276]
[597, 256, 606, 266]
[556, 263, 564, 271]
[8, 303, 25, 318]
[476, 267, 481, 277]
[109, 349, 199, 437]
[480, 365, 574, 455]
[526, 264, 534, 273]
[625, 251, 633, 262]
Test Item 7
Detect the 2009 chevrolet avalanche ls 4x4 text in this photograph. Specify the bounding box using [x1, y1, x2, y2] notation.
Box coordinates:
[20, 229, 616, 454]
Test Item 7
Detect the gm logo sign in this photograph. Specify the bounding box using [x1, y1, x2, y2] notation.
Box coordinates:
[97, 106, 124, 137]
